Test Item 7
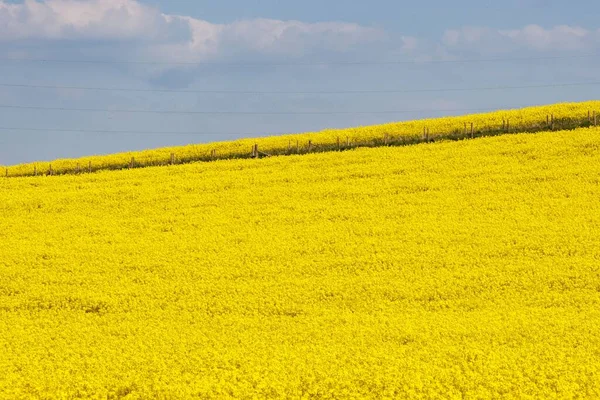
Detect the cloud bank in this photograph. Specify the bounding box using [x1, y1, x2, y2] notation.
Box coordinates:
[0, 0, 385, 62]
[1, 0, 599, 91]
[1, 0, 598, 63]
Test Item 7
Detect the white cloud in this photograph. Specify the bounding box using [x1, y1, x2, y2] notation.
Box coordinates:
[441, 24, 600, 54]
[400, 36, 418, 51]
[499, 24, 591, 51]
[0, 0, 385, 62]
[0, 0, 181, 41]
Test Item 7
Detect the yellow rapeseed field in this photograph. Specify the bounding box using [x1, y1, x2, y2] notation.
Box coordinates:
[1, 126, 600, 398]
[4, 100, 600, 177]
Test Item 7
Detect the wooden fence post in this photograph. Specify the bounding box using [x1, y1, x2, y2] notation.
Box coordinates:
[346, 137, 350, 147]
[470, 123, 474, 138]
[48, 164, 53, 176]
[170, 153, 175, 165]
[296, 140, 299, 153]
[308, 140, 312, 153]
[546, 115, 549, 127]
[211, 149, 216, 159]
[506, 119, 510, 132]
[130, 157, 135, 169]
[88, 161, 92, 174]
[383, 133, 389, 145]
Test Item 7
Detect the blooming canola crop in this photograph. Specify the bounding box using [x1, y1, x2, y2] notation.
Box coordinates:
[1, 127, 600, 398]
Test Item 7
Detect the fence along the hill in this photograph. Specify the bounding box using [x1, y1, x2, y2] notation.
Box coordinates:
[3, 111, 598, 178]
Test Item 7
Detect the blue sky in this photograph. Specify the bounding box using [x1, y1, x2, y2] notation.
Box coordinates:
[1, 0, 599, 165]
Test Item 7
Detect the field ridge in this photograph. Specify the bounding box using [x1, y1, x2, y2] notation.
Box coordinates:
[4, 100, 600, 178]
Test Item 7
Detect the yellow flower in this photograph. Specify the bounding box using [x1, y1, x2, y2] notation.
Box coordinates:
[1, 119, 599, 398]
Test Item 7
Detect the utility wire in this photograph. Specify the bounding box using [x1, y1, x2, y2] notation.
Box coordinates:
[0, 127, 256, 136]
[0, 104, 527, 115]
[0, 54, 598, 66]
[1, 81, 598, 95]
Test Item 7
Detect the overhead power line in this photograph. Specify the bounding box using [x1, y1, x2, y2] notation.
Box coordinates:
[0, 104, 528, 115]
[1, 81, 599, 95]
[0, 54, 598, 67]
[0, 127, 254, 136]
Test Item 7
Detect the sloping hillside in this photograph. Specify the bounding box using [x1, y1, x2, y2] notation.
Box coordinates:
[1, 128, 600, 398]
